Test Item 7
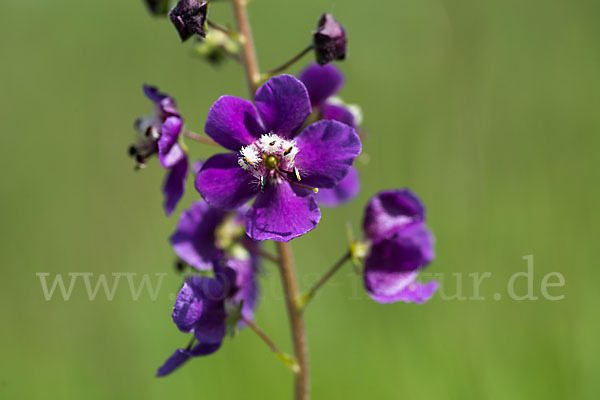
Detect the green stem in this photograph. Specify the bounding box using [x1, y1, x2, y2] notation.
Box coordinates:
[238, 237, 279, 264]
[241, 315, 280, 353]
[299, 251, 351, 309]
[207, 19, 232, 36]
[262, 44, 314, 80]
[183, 130, 219, 146]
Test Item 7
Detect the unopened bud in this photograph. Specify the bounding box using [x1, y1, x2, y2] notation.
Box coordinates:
[313, 13, 347, 65]
[169, 0, 208, 41]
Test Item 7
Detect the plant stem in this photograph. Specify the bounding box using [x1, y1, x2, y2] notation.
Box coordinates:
[207, 19, 232, 36]
[300, 251, 351, 309]
[263, 44, 314, 79]
[231, 0, 261, 95]
[230, 1, 309, 397]
[241, 315, 281, 353]
[183, 130, 219, 146]
[237, 237, 279, 264]
[275, 241, 309, 400]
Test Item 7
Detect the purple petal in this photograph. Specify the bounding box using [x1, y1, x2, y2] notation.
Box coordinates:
[363, 189, 426, 241]
[322, 103, 356, 128]
[143, 84, 168, 105]
[315, 166, 360, 207]
[158, 116, 183, 165]
[170, 201, 226, 270]
[143, 85, 179, 118]
[187, 276, 227, 301]
[163, 155, 188, 217]
[156, 342, 221, 377]
[159, 139, 185, 169]
[298, 63, 344, 108]
[205, 96, 265, 151]
[156, 349, 191, 377]
[172, 282, 203, 333]
[391, 280, 438, 304]
[186, 276, 228, 344]
[193, 299, 227, 344]
[192, 160, 204, 175]
[246, 182, 321, 242]
[225, 257, 260, 322]
[255, 75, 312, 138]
[364, 224, 435, 277]
[195, 153, 259, 210]
[365, 269, 438, 304]
[295, 120, 361, 189]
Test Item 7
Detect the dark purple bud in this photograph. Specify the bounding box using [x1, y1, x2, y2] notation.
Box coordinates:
[313, 13, 347, 65]
[169, 0, 208, 41]
[144, 0, 170, 16]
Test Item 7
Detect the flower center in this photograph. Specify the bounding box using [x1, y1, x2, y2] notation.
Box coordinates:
[238, 133, 317, 193]
[264, 155, 279, 170]
[130, 117, 161, 168]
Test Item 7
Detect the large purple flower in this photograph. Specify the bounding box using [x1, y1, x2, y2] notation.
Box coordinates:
[157, 259, 257, 376]
[299, 63, 362, 207]
[131, 85, 188, 216]
[362, 189, 438, 304]
[195, 74, 361, 242]
[169, 200, 260, 319]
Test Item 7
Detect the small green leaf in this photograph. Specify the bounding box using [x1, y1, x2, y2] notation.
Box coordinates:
[275, 353, 300, 373]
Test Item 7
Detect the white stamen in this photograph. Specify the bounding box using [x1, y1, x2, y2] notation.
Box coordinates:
[238, 133, 299, 182]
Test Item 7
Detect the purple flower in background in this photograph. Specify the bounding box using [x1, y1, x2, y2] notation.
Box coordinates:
[299, 63, 361, 129]
[313, 13, 347, 65]
[299, 63, 363, 207]
[362, 189, 438, 304]
[157, 264, 243, 376]
[313, 164, 359, 207]
[170, 200, 260, 319]
[130, 85, 188, 216]
[169, 0, 208, 41]
[195, 74, 361, 242]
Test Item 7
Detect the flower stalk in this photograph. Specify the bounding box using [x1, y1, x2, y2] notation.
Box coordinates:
[183, 130, 219, 146]
[275, 241, 309, 400]
[231, 0, 261, 94]
[262, 44, 314, 81]
[299, 250, 351, 310]
[231, 1, 310, 398]
[241, 315, 300, 373]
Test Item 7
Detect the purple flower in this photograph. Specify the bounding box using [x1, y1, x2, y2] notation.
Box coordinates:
[362, 189, 438, 304]
[195, 75, 361, 242]
[169, 0, 208, 41]
[131, 85, 188, 216]
[299, 63, 363, 207]
[313, 13, 347, 65]
[170, 200, 260, 319]
[157, 265, 237, 376]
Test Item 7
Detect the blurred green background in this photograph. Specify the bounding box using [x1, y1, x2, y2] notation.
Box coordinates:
[1, 0, 597, 398]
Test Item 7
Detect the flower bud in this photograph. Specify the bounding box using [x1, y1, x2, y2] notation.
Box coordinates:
[169, 0, 208, 41]
[313, 13, 347, 65]
[194, 30, 240, 66]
